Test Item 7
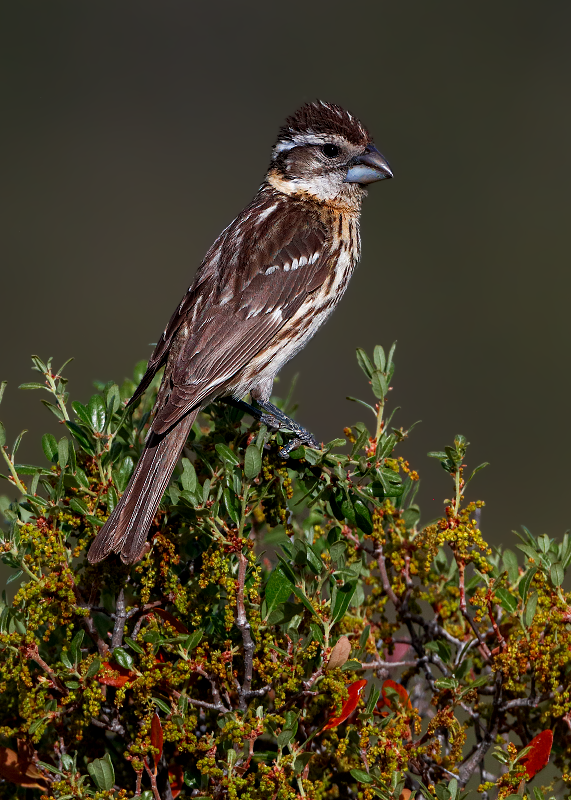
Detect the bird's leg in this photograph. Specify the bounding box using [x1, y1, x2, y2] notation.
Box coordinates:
[251, 400, 320, 457]
[220, 398, 320, 458]
[220, 397, 278, 429]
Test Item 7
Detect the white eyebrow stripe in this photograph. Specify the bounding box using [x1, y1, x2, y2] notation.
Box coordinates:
[273, 140, 297, 154]
[273, 132, 338, 158]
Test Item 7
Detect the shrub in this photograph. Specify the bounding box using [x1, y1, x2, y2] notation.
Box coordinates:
[0, 346, 568, 800]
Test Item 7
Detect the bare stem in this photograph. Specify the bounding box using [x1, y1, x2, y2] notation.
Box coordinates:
[111, 586, 128, 650]
[236, 551, 255, 711]
[24, 644, 68, 695]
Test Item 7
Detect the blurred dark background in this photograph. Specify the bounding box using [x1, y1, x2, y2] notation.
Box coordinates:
[1, 1, 570, 545]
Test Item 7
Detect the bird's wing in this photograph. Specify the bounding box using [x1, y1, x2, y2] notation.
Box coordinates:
[151, 203, 335, 433]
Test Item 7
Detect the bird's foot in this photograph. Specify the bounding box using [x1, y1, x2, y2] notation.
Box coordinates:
[220, 397, 320, 458]
[252, 400, 320, 458]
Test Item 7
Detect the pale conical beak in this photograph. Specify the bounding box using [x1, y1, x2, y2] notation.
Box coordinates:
[344, 143, 393, 185]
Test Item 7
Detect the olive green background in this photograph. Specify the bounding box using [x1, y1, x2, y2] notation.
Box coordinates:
[2, 2, 570, 544]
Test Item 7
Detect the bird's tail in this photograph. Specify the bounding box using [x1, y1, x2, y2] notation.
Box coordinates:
[87, 410, 198, 564]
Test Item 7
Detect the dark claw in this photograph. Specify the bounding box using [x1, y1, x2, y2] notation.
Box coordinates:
[219, 396, 320, 459]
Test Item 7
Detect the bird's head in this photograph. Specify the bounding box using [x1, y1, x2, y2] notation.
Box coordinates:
[266, 101, 392, 208]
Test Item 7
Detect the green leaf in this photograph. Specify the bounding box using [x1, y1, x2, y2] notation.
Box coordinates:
[180, 458, 197, 492]
[124, 636, 144, 654]
[69, 630, 84, 664]
[113, 456, 134, 493]
[152, 697, 172, 714]
[365, 685, 381, 713]
[495, 587, 518, 614]
[41, 399, 65, 422]
[244, 444, 262, 480]
[331, 582, 357, 625]
[72, 401, 93, 429]
[183, 630, 203, 652]
[106, 383, 121, 415]
[425, 639, 452, 662]
[85, 658, 101, 679]
[29, 718, 45, 735]
[373, 345, 386, 372]
[434, 677, 458, 690]
[87, 753, 115, 791]
[113, 647, 134, 670]
[42, 433, 58, 462]
[550, 562, 564, 587]
[264, 568, 293, 619]
[290, 585, 321, 620]
[371, 370, 388, 400]
[277, 728, 295, 748]
[355, 348, 374, 379]
[58, 437, 69, 469]
[353, 499, 373, 534]
[0, 381, 7, 405]
[342, 659, 363, 672]
[223, 487, 241, 524]
[0, 421, 5, 448]
[329, 540, 347, 567]
[525, 592, 538, 627]
[465, 462, 489, 485]
[518, 567, 537, 603]
[305, 543, 323, 575]
[309, 622, 324, 646]
[37, 760, 63, 776]
[502, 549, 519, 584]
[65, 421, 95, 455]
[19, 382, 47, 390]
[350, 768, 373, 784]
[351, 425, 370, 457]
[215, 443, 240, 467]
[61, 649, 74, 669]
[293, 752, 313, 775]
[517, 543, 540, 561]
[88, 395, 106, 433]
[69, 498, 89, 515]
[107, 485, 118, 513]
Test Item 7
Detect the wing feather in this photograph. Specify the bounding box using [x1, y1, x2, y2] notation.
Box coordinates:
[136, 194, 335, 433]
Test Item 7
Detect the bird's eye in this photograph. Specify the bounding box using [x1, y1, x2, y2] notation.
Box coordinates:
[321, 143, 340, 158]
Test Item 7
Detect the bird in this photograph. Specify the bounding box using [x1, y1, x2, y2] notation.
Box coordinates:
[88, 101, 392, 564]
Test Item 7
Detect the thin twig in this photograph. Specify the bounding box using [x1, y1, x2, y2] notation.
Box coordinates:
[111, 586, 128, 650]
[375, 547, 400, 606]
[143, 758, 161, 800]
[24, 644, 68, 695]
[195, 666, 230, 713]
[236, 552, 255, 710]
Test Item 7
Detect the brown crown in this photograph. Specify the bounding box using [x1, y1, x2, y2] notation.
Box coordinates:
[277, 101, 371, 147]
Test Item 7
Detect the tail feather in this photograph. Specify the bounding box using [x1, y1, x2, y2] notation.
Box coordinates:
[88, 410, 198, 564]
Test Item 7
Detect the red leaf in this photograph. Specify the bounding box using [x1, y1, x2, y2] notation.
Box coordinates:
[520, 730, 553, 779]
[380, 679, 412, 710]
[169, 764, 184, 798]
[153, 608, 189, 634]
[151, 713, 164, 763]
[0, 744, 47, 790]
[385, 643, 411, 663]
[323, 679, 367, 730]
[97, 661, 135, 688]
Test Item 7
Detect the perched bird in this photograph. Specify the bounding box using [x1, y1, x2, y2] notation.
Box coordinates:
[88, 101, 392, 564]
